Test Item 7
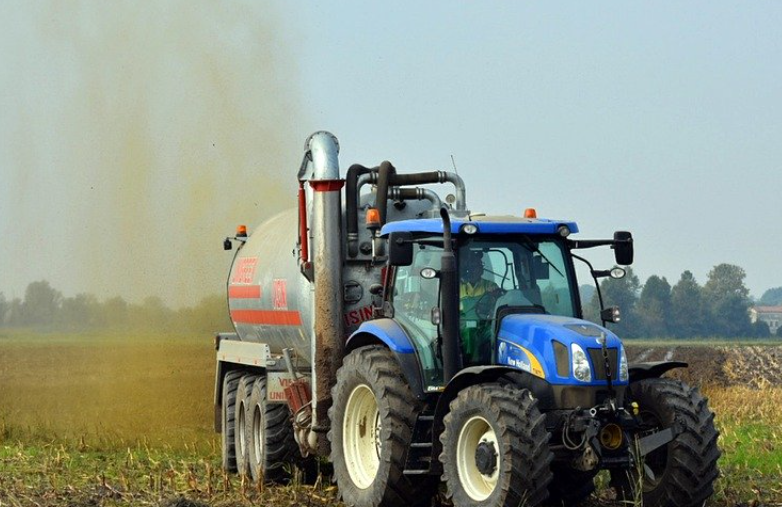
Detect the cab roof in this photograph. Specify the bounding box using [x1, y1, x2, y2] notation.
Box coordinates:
[380, 215, 579, 236]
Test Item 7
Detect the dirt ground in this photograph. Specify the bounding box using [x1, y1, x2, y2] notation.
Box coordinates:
[625, 344, 782, 389]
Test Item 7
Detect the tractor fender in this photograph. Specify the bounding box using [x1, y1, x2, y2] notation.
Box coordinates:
[346, 319, 425, 400]
[628, 361, 688, 383]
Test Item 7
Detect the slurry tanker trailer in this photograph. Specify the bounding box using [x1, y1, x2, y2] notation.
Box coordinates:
[215, 131, 719, 507]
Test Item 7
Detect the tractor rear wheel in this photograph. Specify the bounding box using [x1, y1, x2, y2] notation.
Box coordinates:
[221, 370, 244, 472]
[328, 346, 433, 507]
[234, 374, 258, 477]
[247, 376, 300, 483]
[613, 378, 720, 507]
[440, 384, 553, 507]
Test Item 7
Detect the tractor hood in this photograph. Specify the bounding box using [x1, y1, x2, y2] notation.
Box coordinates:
[495, 314, 628, 387]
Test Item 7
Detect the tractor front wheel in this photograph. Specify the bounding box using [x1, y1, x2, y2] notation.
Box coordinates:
[440, 384, 553, 507]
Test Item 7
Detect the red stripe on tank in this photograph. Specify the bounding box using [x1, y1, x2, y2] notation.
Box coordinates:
[231, 309, 302, 326]
[228, 285, 262, 299]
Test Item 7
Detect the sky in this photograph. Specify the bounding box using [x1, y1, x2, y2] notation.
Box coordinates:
[1, 2, 780, 306]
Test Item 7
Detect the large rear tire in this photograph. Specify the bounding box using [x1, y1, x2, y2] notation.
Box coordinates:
[328, 346, 433, 507]
[440, 384, 553, 507]
[247, 376, 301, 483]
[613, 378, 720, 507]
[221, 370, 244, 472]
[234, 374, 258, 477]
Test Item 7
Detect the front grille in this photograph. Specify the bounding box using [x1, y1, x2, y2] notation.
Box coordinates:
[588, 348, 618, 381]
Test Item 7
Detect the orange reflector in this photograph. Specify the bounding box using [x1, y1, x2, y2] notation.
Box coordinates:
[366, 208, 381, 228]
[524, 208, 537, 218]
[236, 225, 247, 237]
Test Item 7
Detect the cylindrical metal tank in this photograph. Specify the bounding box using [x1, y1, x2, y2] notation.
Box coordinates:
[227, 207, 315, 364]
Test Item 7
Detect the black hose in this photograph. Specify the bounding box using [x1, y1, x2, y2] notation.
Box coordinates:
[374, 161, 396, 226]
[346, 164, 375, 257]
[390, 171, 443, 186]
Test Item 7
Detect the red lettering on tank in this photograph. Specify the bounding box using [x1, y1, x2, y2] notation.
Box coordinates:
[231, 257, 258, 285]
[342, 304, 375, 329]
[273, 279, 288, 310]
[361, 305, 374, 321]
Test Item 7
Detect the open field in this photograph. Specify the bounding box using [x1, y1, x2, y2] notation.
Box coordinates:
[1, 331, 781, 506]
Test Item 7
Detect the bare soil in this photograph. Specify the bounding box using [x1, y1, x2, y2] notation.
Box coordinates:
[626, 344, 782, 389]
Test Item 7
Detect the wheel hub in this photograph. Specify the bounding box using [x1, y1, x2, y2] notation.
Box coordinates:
[475, 441, 498, 476]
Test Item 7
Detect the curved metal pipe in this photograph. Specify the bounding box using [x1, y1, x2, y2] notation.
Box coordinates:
[307, 131, 340, 180]
[303, 130, 342, 455]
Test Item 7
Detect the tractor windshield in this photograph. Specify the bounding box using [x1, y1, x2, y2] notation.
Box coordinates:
[458, 236, 577, 365]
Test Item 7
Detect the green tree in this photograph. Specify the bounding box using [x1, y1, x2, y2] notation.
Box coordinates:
[0, 293, 7, 326]
[703, 264, 752, 337]
[635, 275, 672, 338]
[670, 270, 707, 338]
[586, 266, 641, 337]
[759, 287, 782, 306]
[103, 296, 129, 328]
[58, 293, 102, 329]
[22, 280, 62, 326]
[751, 320, 771, 338]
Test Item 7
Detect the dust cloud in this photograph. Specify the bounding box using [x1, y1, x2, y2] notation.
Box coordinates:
[1, 2, 304, 306]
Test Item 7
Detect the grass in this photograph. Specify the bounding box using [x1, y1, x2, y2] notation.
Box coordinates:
[1, 331, 781, 506]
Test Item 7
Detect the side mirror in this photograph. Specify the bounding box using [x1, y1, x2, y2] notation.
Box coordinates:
[388, 232, 413, 266]
[532, 256, 550, 280]
[612, 231, 633, 265]
[601, 306, 621, 323]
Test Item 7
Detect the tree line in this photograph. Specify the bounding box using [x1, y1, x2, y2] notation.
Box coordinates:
[2, 265, 781, 338]
[0, 281, 231, 333]
[583, 263, 782, 338]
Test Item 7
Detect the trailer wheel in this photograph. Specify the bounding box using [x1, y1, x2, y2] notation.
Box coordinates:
[247, 376, 300, 483]
[234, 374, 258, 477]
[328, 345, 432, 507]
[221, 370, 244, 472]
[613, 378, 720, 507]
[440, 384, 553, 507]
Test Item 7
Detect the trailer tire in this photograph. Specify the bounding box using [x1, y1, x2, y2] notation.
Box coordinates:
[221, 370, 244, 472]
[440, 384, 553, 507]
[328, 345, 432, 507]
[234, 374, 258, 477]
[613, 378, 720, 507]
[247, 376, 300, 484]
[546, 467, 596, 506]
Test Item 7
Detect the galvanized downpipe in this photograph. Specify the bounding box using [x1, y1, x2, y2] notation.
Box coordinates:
[304, 131, 343, 455]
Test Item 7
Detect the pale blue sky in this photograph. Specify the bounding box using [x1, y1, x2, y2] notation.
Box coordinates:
[1, 2, 780, 304]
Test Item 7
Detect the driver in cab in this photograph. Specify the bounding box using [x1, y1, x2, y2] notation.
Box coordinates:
[459, 250, 502, 365]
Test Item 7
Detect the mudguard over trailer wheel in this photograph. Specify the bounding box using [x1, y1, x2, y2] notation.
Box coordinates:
[247, 376, 301, 483]
[328, 346, 433, 507]
[613, 378, 720, 507]
[439, 384, 553, 507]
[234, 374, 259, 476]
[221, 370, 244, 472]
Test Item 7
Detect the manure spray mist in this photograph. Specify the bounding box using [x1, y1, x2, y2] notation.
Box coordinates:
[0, 2, 304, 306]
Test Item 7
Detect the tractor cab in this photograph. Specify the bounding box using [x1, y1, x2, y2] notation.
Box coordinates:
[379, 212, 634, 395]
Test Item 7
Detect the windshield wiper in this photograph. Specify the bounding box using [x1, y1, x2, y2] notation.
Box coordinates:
[520, 235, 564, 277]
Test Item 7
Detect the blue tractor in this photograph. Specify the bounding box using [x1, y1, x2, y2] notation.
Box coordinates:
[331, 208, 720, 507]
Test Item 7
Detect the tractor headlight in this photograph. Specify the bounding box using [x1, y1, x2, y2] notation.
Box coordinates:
[571, 343, 592, 382]
[619, 346, 629, 382]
